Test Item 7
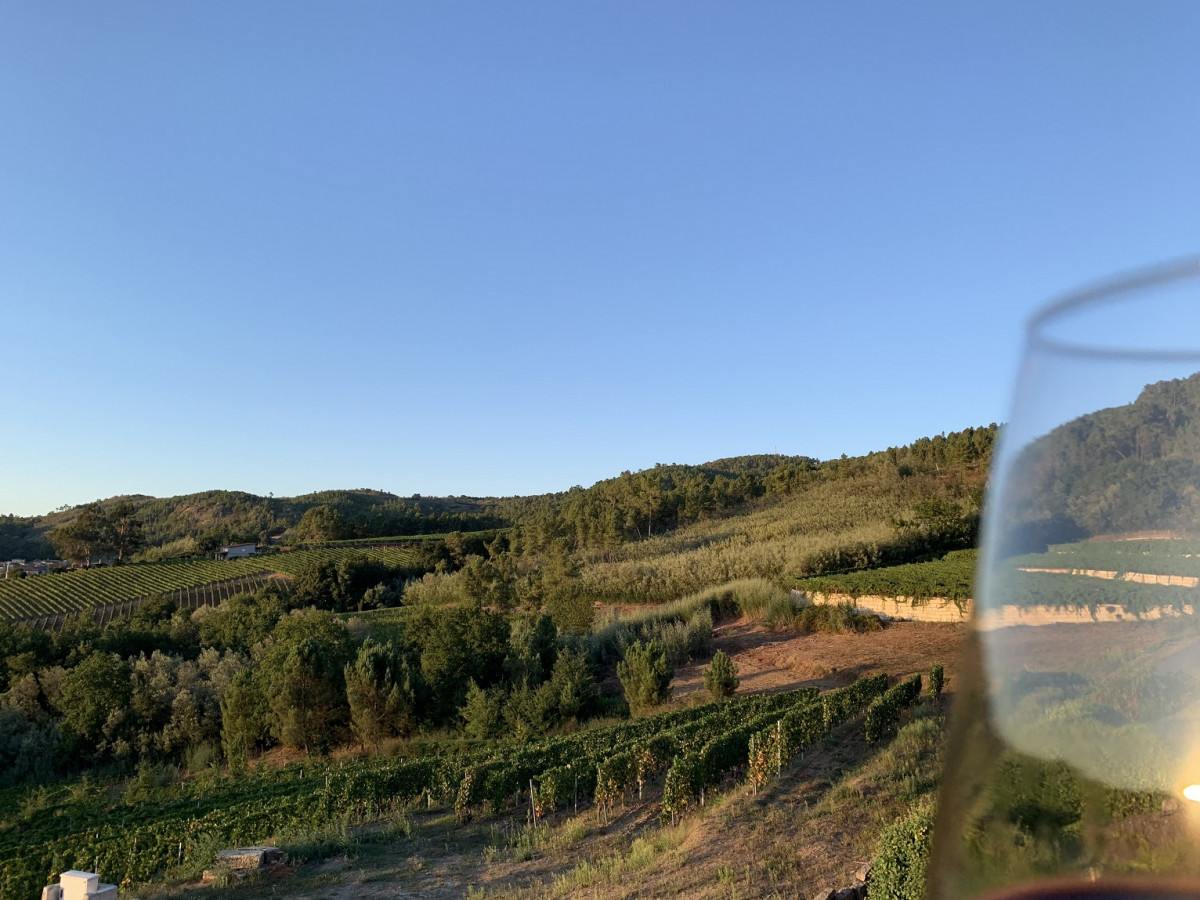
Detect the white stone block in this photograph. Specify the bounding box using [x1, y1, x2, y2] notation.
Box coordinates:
[59, 871, 99, 900]
[85, 885, 118, 900]
[40, 885, 63, 900]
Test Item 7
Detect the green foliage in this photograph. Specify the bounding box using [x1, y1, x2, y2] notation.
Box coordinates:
[505, 613, 558, 687]
[865, 674, 923, 744]
[822, 672, 889, 732]
[258, 610, 356, 753]
[345, 638, 419, 750]
[195, 587, 289, 652]
[797, 549, 977, 605]
[703, 649, 739, 700]
[929, 664, 944, 700]
[404, 603, 510, 724]
[544, 586, 596, 632]
[220, 670, 267, 772]
[586, 594, 715, 667]
[501, 681, 556, 741]
[291, 552, 407, 613]
[616, 640, 673, 716]
[545, 647, 598, 722]
[48, 501, 112, 567]
[0, 707, 58, 786]
[796, 601, 884, 634]
[595, 750, 635, 814]
[869, 795, 936, 900]
[292, 505, 352, 543]
[55, 651, 132, 756]
[461, 680, 505, 741]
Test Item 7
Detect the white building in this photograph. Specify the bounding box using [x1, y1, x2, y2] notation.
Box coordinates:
[215, 542, 258, 561]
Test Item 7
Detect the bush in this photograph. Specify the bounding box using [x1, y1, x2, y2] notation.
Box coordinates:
[869, 795, 935, 900]
[928, 664, 944, 700]
[864, 674, 922, 743]
[796, 601, 883, 634]
[703, 650, 740, 700]
[616, 640, 673, 716]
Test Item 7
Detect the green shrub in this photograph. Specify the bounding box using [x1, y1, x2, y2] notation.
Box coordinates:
[869, 795, 935, 900]
[616, 640, 673, 716]
[928, 664, 944, 700]
[865, 674, 922, 743]
[795, 601, 883, 634]
[703, 649, 740, 700]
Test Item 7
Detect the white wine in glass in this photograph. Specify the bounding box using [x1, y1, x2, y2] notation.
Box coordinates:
[929, 258, 1200, 900]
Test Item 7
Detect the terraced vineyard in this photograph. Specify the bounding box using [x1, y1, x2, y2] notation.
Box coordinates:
[1014, 539, 1200, 578]
[0, 546, 420, 627]
[795, 549, 977, 604]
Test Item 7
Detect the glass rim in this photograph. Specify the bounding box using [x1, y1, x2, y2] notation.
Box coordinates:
[1028, 255, 1200, 362]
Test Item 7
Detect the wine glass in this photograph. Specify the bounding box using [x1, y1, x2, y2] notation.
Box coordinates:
[929, 258, 1200, 900]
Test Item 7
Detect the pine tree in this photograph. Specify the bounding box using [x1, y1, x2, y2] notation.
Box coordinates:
[703, 649, 739, 700]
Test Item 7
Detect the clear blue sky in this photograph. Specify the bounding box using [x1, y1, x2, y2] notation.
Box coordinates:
[3, 2, 1199, 516]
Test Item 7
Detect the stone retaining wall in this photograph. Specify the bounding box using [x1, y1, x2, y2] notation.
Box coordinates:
[792, 590, 970, 623]
[793, 589, 1196, 629]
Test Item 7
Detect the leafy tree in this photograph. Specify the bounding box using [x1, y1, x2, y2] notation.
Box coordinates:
[293, 504, 351, 543]
[460, 679, 504, 741]
[406, 603, 510, 724]
[545, 585, 595, 633]
[258, 610, 355, 753]
[0, 707, 58, 787]
[49, 502, 112, 567]
[345, 639, 420, 750]
[55, 651, 132, 757]
[195, 588, 289, 652]
[0, 621, 52, 693]
[703, 649, 739, 700]
[502, 681, 555, 741]
[545, 647, 598, 721]
[460, 554, 517, 609]
[616, 640, 672, 716]
[291, 554, 400, 612]
[107, 500, 146, 564]
[504, 613, 557, 687]
[220, 670, 269, 772]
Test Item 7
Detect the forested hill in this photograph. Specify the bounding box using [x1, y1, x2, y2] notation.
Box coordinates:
[1004, 370, 1200, 548]
[2, 425, 998, 563]
[0, 490, 506, 562]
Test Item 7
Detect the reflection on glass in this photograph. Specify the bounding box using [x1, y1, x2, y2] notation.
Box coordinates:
[930, 259, 1200, 900]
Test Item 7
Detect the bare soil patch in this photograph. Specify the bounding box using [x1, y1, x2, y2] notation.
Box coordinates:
[673, 618, 964, 702]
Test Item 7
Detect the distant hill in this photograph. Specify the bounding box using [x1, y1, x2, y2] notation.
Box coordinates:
[3, 426, 998, 563]
[1004, 370, 1200, 550]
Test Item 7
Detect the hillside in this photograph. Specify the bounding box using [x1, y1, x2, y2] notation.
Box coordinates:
[1001, 370, 1200, 551]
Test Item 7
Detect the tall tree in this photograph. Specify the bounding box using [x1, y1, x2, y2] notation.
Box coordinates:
[344, 639, 420, 750]
[49, 502, 112, 567]
[259, 610, 355, 753]
[107, 500, 146, 564]
[292, 505, 350, 543]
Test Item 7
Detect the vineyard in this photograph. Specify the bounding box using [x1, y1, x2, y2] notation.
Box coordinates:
[0, 669, 933, 896]
[1014, 539, 1200, 578]
[997, 570, 1198, 615]
[794, 549, 976, 605]
[0, 546, 420, 628]
[296, 528, 507, 550]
